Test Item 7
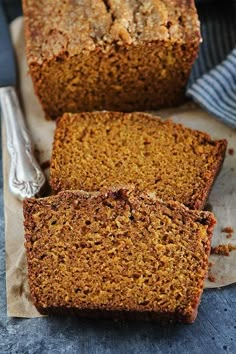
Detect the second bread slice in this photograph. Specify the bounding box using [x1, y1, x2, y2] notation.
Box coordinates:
[50, 112, 227, 209]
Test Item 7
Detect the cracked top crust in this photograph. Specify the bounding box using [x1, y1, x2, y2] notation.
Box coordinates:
[23, 0, 200, 64]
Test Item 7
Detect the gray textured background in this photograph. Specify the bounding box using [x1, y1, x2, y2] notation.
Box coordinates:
[1, 1, 236, 353]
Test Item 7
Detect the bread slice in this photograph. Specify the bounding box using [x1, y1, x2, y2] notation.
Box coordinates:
[24, 188, 215, 323]
[50, 112, 227, 209]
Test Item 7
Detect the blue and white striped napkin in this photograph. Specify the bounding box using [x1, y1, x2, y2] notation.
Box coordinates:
[187, 0, 236, 128]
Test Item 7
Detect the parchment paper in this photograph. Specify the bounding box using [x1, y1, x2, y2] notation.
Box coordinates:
[3, 18, 236, 318]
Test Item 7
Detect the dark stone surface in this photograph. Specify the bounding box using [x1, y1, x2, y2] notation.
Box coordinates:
[2, 0, 22, 23]
[1, 1, 236, 353]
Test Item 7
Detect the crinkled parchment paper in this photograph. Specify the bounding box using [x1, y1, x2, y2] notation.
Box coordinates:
[3, 18, 236, 317]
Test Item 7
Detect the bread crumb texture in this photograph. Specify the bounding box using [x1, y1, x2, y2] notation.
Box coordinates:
[24, 188, 215, 323]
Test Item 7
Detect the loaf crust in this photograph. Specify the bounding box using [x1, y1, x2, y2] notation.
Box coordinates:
[50, 112, 227, 209]
[24, 188, 215, 323]
[22, 0, 201, 118]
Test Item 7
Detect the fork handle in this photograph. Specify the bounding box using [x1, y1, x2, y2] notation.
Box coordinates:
[0, 86, 45, 200]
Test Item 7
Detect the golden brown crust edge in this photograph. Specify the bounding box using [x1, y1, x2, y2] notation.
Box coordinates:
[190, 139, 227, 210]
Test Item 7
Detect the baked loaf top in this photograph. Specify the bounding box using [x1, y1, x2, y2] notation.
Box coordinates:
[24, 188, 215, 322]
[50, 112, 227, 210]
[23, 0, 200, 63]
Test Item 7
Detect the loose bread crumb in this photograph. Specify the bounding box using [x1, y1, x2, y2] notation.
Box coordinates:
[208, 274, 216, 283]
[211, 244, 236, 256]
[222, 227, 234, 234]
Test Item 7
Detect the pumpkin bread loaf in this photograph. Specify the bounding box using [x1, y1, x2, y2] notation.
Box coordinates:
[50, 112, 227, 209]
[22, 0, 200, 118]
[24, 188, 215, 323]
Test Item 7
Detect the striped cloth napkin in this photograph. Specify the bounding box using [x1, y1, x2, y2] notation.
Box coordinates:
[187, 0, 236, 128]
